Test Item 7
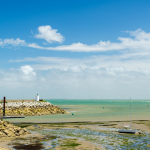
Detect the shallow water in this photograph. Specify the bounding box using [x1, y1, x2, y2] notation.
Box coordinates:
[6, 99, 150, 122]
[40, 128, 150, 149]
[10, 126, 150, 150]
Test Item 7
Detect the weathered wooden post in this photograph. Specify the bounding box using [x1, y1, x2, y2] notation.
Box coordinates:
[3, 97, 5, 116]
[0, 97, 25, 120]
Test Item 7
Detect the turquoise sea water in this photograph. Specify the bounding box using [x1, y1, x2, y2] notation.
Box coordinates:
[7, 99, 150, 123]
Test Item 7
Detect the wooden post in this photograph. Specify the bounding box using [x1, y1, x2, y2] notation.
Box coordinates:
[3, 97, 5, 116]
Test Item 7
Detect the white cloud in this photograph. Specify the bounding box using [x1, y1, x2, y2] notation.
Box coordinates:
[9, 51, 150, 72]
[67, 65, 83, 73]
[1, 63, 150, 99]
[1, 28, 150, 53]
[20, 65, 36, 76]
[108, 66, 126, 72]
[128, 28, 150, 40]
[2, 28, 150, 99]
[0, 38, 26, 46]
[27, 29, 150, 52]
[0, 65, 36, 84]
[0, 40, 3, 46]
[35, 25, 64, 43]
[27, 43, 42, 49]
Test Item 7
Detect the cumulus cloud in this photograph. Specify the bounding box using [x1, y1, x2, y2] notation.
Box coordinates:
[108, 66, 126, 72]
[1, 28, 150, 99]
[9, 50, 150, 73]
[27, 43, 42, 49]
[0, 65, 36, 84]
[67, 65, 83, 73]
[35, 25, 65, 43]
[20, 65, 36, 76]
[1, 28, 150, 53]
[28, 29, 150, 52]
[128, 28, 150, 40]
[1, 63, 150, 99]
[0, 38, 26, 46]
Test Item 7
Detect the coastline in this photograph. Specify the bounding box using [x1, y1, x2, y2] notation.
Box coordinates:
[1, 99, 150, 123]
[1, 99, 150, 149]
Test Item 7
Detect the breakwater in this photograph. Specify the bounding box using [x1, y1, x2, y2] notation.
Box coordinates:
[0, 101, 67, 116]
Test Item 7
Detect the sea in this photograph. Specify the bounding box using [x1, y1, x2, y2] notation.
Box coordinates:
[6, 99, 150, 123]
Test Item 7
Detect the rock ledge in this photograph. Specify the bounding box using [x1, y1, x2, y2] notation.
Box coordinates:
[0, 121, 30, 137]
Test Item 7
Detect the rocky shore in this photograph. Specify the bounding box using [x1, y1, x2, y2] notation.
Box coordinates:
[0, 101, 67, 116]
[0, 121, 30, 137]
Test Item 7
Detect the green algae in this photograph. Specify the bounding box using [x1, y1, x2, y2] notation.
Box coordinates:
[12, 142, 44, 150]
[14, 137, 26, 141]
[99, 123, 117, 126]
[12, 123, 32, 128]
[9, 121, 150, 149]
[51, 140, 59, 146]
[60, 139, 81, 148]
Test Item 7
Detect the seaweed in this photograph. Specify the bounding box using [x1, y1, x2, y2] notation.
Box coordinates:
[60, 139, 81, 148]
[13, 142, 44, 150]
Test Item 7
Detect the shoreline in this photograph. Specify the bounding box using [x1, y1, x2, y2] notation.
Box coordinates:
[1, 120, 150, 149]
[7, 119, 150, 124]
[5, 117, 150, 123]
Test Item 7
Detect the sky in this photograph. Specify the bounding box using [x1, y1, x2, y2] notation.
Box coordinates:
[1, 0, 150, 99]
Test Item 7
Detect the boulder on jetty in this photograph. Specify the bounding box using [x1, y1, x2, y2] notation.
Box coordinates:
[0, 121, 30, 137]
[0, 101, 67, 116]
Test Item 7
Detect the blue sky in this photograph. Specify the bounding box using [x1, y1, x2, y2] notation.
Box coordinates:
[1, 0, 150, 99]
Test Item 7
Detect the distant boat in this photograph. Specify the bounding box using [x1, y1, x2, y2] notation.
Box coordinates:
[118, 97, 136, 134]
[118, 129, 136, 134]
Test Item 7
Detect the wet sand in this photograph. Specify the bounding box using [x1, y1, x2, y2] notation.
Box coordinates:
[0, 120, 150, 150]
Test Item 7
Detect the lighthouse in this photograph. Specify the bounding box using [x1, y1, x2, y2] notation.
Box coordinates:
[35, 93, 39, 101]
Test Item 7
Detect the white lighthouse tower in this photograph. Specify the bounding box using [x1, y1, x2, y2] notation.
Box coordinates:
[35, 93, 39, 101]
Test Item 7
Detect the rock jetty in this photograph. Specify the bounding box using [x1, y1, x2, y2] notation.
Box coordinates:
[0, 120, 30, 137]
[0, 101, 67, 116]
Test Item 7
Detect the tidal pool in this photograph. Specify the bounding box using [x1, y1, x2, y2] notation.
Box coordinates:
[37, 128, 150, 149]
[10, 125, 150, 150]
